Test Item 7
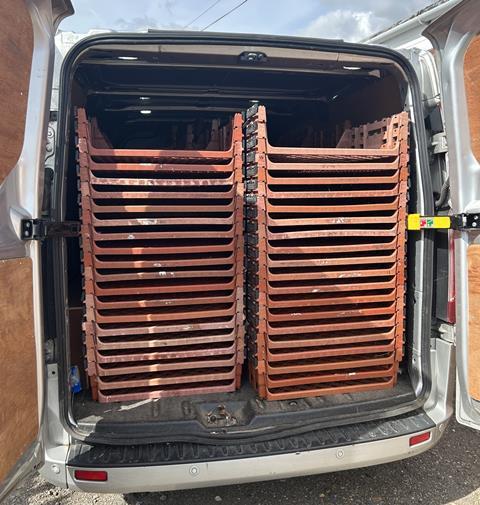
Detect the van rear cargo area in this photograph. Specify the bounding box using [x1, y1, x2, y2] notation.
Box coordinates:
[52, 37, 432, 443]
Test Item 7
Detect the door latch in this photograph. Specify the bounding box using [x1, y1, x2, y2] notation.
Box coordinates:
[407, 213, 480, 231]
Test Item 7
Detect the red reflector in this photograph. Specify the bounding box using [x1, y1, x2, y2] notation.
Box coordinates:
[74, 470, 108, 482]
[409, 431, 431, 446]
[446, 230, 456, 323]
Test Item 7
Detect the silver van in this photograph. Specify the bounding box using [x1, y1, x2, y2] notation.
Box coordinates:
[1, 0, 479, 498]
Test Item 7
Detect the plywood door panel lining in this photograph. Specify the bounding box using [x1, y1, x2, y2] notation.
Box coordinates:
[0, 0, 33, 184]
[467, 244, 480, 401]
[0, 257, 38, 482]
[464, 34, 480, 163]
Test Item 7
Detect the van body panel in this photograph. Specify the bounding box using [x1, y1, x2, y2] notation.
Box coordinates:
[0, 0, 72, 500]
[423, 0, 480, 430]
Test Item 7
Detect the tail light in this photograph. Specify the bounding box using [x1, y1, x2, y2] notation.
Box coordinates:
[446, 230, 456, 323]
[74, 470, 108, 482]
[409, 431, 431, 446]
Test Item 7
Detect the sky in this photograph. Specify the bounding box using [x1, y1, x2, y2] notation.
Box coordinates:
[60, 0, 437, 42]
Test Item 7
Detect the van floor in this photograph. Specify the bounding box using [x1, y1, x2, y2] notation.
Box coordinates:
[72, 373, 415, 439]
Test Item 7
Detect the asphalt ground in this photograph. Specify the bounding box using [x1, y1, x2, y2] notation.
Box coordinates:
[5, 419, 480, 505]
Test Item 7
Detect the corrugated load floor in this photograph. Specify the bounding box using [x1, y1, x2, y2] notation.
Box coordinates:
[244, 104, 409, 401]
[76, 108, 245, 403]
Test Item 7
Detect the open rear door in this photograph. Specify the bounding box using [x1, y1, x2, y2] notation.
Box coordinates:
[424, 0, 480, 429]
[0, 0, 72, 500]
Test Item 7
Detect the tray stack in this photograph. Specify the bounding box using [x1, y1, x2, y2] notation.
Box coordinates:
[76, 108, 245, 403]
[244, 104, 409, 401]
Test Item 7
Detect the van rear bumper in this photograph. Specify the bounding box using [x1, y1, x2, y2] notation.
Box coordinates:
[63, 420, 446, 494]
[39, 340, 454, 493]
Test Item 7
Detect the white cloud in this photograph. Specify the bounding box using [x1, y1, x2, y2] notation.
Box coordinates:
[301, 0, 433, 42]
[114, 16, 160, 31]
[60, 0, 435, 41]
[302, 9, 380, 42]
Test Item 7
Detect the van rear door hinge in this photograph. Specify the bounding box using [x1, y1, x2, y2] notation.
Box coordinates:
[450, 213, 480, 230]
[21, 219, 80, 240]
[407, 213, 480, 231]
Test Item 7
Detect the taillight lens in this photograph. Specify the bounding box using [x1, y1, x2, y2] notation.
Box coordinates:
[409, 431, 431, 446]
[446, 230, 456, 323]
[74, 470, 108, 482]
